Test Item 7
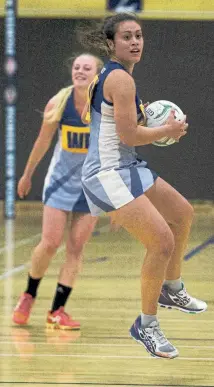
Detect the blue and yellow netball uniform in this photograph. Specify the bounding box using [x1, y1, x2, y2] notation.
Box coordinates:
[43, 89, 90, 213]
[82, 61, 157, 216]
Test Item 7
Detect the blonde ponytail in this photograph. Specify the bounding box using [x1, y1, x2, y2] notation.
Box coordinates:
[43, 53, 104, 124]
[44, 85, 74, 123]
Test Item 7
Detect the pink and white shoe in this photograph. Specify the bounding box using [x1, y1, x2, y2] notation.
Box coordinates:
[46, 307, 80, 330]
[13, 293, 35, 325]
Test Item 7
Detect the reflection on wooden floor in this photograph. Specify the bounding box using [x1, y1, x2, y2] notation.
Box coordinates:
[0, 202, 214, 387]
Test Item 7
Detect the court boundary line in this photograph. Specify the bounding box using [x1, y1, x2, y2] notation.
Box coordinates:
[0, 382, 213, 387]
[184, 235, 214, 260]
[1, 353, 214, 361]
[3, 315, 212, 323]
[4, 305, 214, 313]
[0, 224, 110, 280]
[0, 227, 213, 281]
[1, 341, 214, 349]
[3, 335, 212, 342]
[0, 383, 213, 387]
[0, 233, 41, 255]
[0, 264, 29, 279]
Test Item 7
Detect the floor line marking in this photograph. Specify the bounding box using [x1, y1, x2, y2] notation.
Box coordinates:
[0, 264, 29, 279]
[4, 306, 214, 313]
[0, 224, 109, 280]
[0, 353, 214, 361]
[0, 233, 41, 255]
[184, 235, 214, 260]
[1, 341, 214, 349]
[3, 315, 213, 322]
[0, 382, 212, 386]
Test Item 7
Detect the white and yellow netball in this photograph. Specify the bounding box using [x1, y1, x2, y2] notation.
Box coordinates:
[145, 100, 185, 147]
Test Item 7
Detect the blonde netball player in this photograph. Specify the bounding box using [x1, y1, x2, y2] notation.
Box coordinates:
[13, 53, 103, 330]
[81, 14, 207, 358]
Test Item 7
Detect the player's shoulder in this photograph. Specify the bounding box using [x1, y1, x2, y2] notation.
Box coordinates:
[106, 69, 135, 92]
[44, 96, 57, 113]
[107, 68, 133, 81]
[45, 86, 73, 112]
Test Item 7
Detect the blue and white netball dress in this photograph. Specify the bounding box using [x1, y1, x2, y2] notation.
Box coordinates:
[82, 61, 157, 216]
[43, 89, 90, 212]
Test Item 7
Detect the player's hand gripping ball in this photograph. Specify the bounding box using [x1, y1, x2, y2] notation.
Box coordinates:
[145, 100, 185, 146]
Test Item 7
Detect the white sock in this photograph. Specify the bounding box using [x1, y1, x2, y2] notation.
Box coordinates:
[164, 278, 182, 292]
[141, 313, 157, 328]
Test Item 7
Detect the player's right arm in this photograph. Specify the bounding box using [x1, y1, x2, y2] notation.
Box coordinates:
[104, 70, 188, 147]
[18, 97, 58, 198]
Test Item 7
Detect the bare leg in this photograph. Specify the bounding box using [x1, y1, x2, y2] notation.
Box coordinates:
[58, 213, 97, 287]
[48, 213, 97, 327]
[145, 178, 194, 280]
[110, 194, 174, 315]
[29, 205, 67, 278]
[109, 191, 180, 359]
[13, 206, 68, 325]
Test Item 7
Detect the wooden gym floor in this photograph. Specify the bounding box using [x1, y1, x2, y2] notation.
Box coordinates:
[0, 202, 214, 387]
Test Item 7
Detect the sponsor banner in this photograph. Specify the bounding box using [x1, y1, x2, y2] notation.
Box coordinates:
[107, 0, 142, 12]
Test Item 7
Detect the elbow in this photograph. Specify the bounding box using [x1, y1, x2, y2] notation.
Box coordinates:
[117, 131, 136, 147]
[119, 135, 135, 146]
[117, 124, 137, 147]
[120, 136, 135, 146]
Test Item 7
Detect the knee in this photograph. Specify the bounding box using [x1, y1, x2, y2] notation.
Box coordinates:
[185, 202, 194, 222]
[176, 201, 194, 226]
[41, 237, 62, 255]
[159, 233, 175, 259]
[66, 238, 84, 258]
[153, 230, 175, 260]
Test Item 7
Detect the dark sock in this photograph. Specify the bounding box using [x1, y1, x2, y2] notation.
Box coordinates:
[51, 283, 72, 313]
[25, 274, 42, 298]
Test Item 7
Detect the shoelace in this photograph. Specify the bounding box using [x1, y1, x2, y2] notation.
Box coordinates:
[59, 308, 72, 320]
[176, 288, 191, 304]
[147, 324, 168, 346]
